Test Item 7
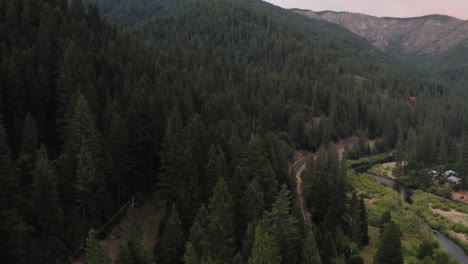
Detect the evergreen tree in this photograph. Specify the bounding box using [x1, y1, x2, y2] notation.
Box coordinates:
[158, 109, 186, 206]
[85, 229, 111, 264]
[60, 94, 106, 205]
[0, 123, 19, 211]
[32, 144, 63, 238]
[262, 185, 301, 264]
[189, 204, 208, 255]
[239, 178, 264, 234]
[248, 224, 281, 264]
[17, 113, 39, 188]
[202, 177, 235, 263]
[205, 144, 228, 199]
[108, 110, 129, 203]
[358, 198, 369, 246]
[242, 135, 278, 206]
[157, 205, 185, 264]
[184, 242, 198, 264]
[318, 230, 338, 264]
[374, 222, 403, 264]
[116, 242, 133, 264]
[300, 231, 322, 264]
[380, 211, 392, 234]
[75, 136, 97, 218]
[348, 192, 361, 244]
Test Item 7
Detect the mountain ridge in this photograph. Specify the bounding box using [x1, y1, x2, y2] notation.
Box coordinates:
[293, 9, 468, 56]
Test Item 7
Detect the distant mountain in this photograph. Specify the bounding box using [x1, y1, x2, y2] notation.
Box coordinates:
[293, 9, 468, 81]
[293, 9, 468, 56]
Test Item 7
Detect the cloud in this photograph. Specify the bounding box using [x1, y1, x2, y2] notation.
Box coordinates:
[265, 0, 468, 19]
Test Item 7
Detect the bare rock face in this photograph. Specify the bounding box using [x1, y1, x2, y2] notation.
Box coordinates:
[294, 9, 468, 56]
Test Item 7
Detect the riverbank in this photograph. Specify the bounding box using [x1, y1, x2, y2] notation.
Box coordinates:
[355, 171, 468, 264]
[348, 172, 436, 263]
[411, 191, 468, 253]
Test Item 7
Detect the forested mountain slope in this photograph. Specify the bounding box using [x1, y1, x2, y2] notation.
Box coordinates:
[294, 9, 468, 82]
[1, 0, 467, 263]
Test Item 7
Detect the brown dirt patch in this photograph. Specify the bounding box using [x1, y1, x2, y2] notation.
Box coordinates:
[334, 136, 358, 148]
[430, 205, 468, 226]
[378, 162, 397, 179]
[452, 190, 468, 203]
[292, 150, 309, 164]
[448, 230, 468, 243]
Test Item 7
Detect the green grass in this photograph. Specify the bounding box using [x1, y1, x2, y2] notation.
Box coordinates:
[360, 226, 380, 264]
[410, 192, 468, 252]
[368, 164, 393, 178]
[349, 172, 435, 260]
[347, 153, 392, 168]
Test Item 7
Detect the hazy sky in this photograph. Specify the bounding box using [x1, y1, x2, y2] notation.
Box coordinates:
[264, 0, 468, 20]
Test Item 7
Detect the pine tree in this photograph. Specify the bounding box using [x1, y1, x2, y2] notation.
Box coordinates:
[158, 109, 186, 205]
[205, 144, 228, 199]
[359, 198, 369, 246]
[75, 136, 97, 218]
[242, 135, 278, 206]
[108, 111, 129, 203]
[0, 123, 19, 211]
[380, 211, 391, 234]
[60, 94, 106, 205]
[17, 113, 39, 188]
[437, 139, 448, 167]
[240, 178, 264, 232]
[201, 177, 235, 263]
[348, 192, 361, 244]
[116, 242, 133, 264]
[262, 185, 300, 264]
[187, 114, 210, 173]
[32, 145, 63, 238]
[158, 205, 185, 264]
[318, 231, 338, 264]
[189, 204, 208, 255]
[184, 242, 198, 264]
[300, 231, 322, 264]
[374, 222, 403, 264]
[248, 224, 281, 264]
[85, 229, 111, 264]
[461, 136, 468, 186]
[179, 148, 202, 227]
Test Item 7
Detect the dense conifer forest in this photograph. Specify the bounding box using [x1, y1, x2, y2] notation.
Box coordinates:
[0, 0, 466, 263]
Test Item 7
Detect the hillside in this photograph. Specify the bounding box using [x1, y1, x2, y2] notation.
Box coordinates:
[293, 9, 468, 82]
[293, 9, 468, 56]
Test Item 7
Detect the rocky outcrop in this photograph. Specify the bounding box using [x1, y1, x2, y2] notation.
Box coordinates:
[294, 9, 468, 56]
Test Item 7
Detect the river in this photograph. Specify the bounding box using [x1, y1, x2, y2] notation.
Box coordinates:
[369, 173, 468, 264]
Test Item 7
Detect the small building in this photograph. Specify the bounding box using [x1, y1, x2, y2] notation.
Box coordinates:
[447, 176, 462, 184]
[442, 170, 457, 177]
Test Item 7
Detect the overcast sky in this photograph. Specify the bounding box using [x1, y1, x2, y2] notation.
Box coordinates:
[264, 0, 468, 20]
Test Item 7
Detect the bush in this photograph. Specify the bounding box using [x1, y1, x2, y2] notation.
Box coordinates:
[440, 205, 451, 211]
